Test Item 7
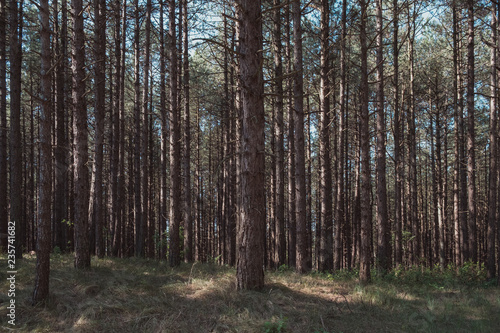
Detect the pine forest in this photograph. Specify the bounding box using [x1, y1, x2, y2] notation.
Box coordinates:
[1, 0, 500, 331]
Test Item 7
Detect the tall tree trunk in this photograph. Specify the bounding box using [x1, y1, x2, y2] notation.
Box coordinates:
[393, 0, 403, 267]
[33, 0, 52, 303]
[9, 0, 23, 259]
[272, 0, 285, 268]
[89, 0, 106, 258]
[408, 4, 419, 266]
[335, 0, 347, 272]
[159, 0, 168, 260]
[72, 0, 90, 269]
[376, 0, 390, 272]
[54, 0, 69, 253]
[285, 2, 296, 268]
[183, 0, 193, 263]
[117, 0, 127, 257]
[319, 0, 332, 273]
[110, 0, 122, 257]
[170, 0, 182, 267]
[487, 0, 498, 280]
[133, 0, 143, 257]
[435, 80, 445, 270]
[141, 0, 152, 259]
[467, 0, 477, 263]
[359, 0, 372, 283]
[235, 0, 265, 290]
[293, 0, 308, 274]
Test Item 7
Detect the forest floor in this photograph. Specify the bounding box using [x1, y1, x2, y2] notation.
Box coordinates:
[1, 253, 499, 332]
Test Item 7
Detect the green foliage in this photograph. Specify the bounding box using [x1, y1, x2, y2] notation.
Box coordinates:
[52, 246, 62, 255]
[61, 219, 73, 227]
[263, 317, 287, 333]
[277, 264, 292, 273]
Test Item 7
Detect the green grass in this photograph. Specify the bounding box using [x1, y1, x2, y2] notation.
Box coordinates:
[1, 254, 499, 332]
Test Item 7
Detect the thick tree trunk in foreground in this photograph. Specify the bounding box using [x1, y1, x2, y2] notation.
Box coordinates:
[236, 0, 265, 290]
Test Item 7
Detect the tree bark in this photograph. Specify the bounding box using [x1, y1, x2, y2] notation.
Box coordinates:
[293, 0, 308, 274]
[53, 0, 69, 253]
[487, 0, 498, 280]
[72, 0, 90, 269]
[159, 0, 168, 260]
[33, 0, 52, 303]
[393, 0, 403, 267]
[183, 0, 193, 263]
[272, 0, 286, 268]
[376, 0, 390, 272]
[133, 0, 143, 257]
[467, 0, 477, 263]
[141, 0, 152, 259]
[359, 0, 372, 283]
[170, 0, 182, 267]
[89, 0, 106, 258]
[319, 0, 332, 273]
[235, 0, 265, 290]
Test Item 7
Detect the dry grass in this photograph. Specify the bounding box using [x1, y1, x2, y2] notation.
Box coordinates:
[1, 254, 500, 332]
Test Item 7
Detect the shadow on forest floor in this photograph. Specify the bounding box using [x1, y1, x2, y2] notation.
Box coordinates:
[1, 254, 499, 332]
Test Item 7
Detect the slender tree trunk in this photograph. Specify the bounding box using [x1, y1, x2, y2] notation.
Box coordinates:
[110, 0, 122, 257]
[376, 0, 390, 272]
[141, 0, 152, 259]
[487, 0, 498, 280]
[54, 0, 68, 253]
[235, 0, 265, 290]
[117, 0, 127, 257]
[319, 0, 332, 273]
[359, 0, 372, 283]
[285, 2, 296, 268]
[133, 0, 143, 257]
[393, 0, 403, 267]
[89, 0, 106, 258]
[159, 0, 168, 260]
[436, 81, 445, 270]
[72, 0, 90, 269]
[33, 0, 52, 303]
[292, 0, 308, 274]
[170, 0, 182, 267]
[272, 0, 285, 267]
[183, 0, 193, 263]
[467, 0, 477, 263]
[340, 0, 351, 270]
[407, 4, 419, 266]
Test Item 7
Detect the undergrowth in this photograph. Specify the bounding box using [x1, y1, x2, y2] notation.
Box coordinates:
[0, 254, 499, 332]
